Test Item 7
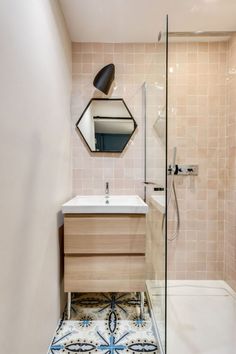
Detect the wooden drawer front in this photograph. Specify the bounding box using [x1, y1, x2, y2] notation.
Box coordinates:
[64, 255, 145, 292]
[64, 280, 145, 292]
[65, 234, 145, 254]
[64, 215, 146, 235]
[64, 215, 146, 254]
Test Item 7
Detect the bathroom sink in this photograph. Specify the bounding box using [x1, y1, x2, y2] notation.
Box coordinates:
[150, 194, 165, 214]
[62, 195, 148, 214]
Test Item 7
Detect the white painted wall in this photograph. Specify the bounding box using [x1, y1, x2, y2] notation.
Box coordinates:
[0, 1, 72, 353]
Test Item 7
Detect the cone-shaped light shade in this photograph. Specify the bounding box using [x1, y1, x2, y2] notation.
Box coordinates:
[93, 64, 115, 95]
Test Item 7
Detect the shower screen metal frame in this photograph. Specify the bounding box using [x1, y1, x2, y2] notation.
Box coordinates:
[164, 14, 168, 354]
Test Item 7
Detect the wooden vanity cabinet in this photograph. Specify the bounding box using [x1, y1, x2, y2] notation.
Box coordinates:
[64, 214, 146, 292]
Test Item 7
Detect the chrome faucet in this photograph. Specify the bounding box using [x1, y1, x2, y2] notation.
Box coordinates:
[105, 182, 109, 199]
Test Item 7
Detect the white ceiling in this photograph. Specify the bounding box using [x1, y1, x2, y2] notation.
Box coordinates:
[59, 0, 236, 43]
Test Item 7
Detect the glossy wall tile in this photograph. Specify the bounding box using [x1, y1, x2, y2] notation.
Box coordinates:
[71, 42, 165, 197]
[167, 40, 229, 281]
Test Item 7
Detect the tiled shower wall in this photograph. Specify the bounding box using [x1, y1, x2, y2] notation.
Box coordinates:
[71, 42, 164, 196]
[167, 41, 228, 280]
[225, 34, 236, 291]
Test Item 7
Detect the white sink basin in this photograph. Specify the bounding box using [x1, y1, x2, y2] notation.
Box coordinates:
[62, 195, 148, 214]
[150, 194, 165, 214]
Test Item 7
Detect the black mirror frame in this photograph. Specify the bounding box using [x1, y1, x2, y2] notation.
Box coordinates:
[75, 98, 137, 153]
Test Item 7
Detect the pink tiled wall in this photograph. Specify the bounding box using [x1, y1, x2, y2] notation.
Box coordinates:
[167, 41, 229, 280]
[71, 42, 164, 196]
[71, 39, 236, 286]
[225, 35, 236, 291]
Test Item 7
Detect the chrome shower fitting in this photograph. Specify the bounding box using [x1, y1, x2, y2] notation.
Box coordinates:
[168, 164, 198, 176]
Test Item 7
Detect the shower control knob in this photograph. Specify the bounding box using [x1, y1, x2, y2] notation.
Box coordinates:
[170, 165, 198, 176]
[174, 165, 179, 175]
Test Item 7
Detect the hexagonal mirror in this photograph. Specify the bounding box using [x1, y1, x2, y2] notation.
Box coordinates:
[76, 98, 137, 153]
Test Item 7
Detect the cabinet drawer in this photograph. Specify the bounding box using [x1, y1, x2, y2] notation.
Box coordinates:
[64, 234, 145, 254]
[64, 255, 145, 292]
[64, 215, 146, 254]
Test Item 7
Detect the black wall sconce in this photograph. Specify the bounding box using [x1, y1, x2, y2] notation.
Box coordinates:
[93, 63, 115, 95]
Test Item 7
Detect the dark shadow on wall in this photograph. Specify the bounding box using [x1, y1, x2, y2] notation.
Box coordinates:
[57, 211, 65, 315]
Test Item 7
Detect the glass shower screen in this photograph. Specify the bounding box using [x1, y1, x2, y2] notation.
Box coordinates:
[144, 16, 168, 354]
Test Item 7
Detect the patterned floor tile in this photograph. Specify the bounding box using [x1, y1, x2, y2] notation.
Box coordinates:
[49, 293, 159, 354]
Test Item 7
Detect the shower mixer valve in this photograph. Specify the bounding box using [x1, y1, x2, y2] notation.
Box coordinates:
[168, 164, 198, 176]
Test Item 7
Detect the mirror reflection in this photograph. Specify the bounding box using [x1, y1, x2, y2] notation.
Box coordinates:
[76, 98, 137, 152]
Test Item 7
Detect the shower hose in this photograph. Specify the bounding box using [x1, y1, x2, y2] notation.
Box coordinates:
[162, 147, 180, 241]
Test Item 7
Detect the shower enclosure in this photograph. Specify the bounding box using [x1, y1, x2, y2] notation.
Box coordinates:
[145, 17, 236, 354]
[166, 30, 236, 354]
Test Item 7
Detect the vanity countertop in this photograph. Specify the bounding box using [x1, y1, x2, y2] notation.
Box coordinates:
[62, 195, 148, 214]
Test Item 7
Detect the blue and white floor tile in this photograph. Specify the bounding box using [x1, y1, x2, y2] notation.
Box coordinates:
[49, 293, 159, 354]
